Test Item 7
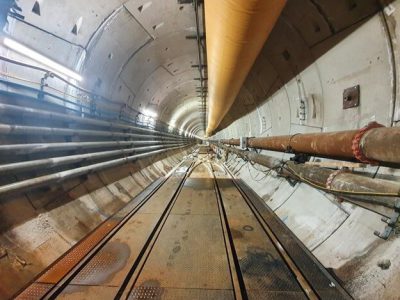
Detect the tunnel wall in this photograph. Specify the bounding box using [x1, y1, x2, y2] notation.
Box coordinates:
[0, 145, 193, 299]
[214, 4, 400, 299]
[0, 1, 399, 299]
[0, 2, 199, 297]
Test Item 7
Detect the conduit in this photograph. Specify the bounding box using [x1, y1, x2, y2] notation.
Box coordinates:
[205, 0, 286, 136]
[0, 141, 179, 155]
[0, 103, 183, 139]
[0, 145, 190, 197]
[0, 123, 188, 141]
[219, 124, 400, 165]
[214, 144, 400, 210]
[0, 144, 185, 174]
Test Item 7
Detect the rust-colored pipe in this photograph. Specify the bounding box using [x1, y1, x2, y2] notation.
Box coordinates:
[205, 0, 286, 136]
[219, 124, 400, 165]
[221, 131, 356, 158]
[214, 143, 400, 211]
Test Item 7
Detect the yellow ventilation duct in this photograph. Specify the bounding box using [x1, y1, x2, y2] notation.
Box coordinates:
[205, 0, 287, 136]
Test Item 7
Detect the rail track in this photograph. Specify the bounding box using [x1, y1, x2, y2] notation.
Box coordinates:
[15, 152, 352, 300]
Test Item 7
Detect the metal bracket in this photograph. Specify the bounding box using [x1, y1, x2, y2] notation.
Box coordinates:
[286, 177, 298, 187]
[343, 85, 360, 109]
[290, 153, 310, 164]
[374, 199, 400, 240]
[38, 72, 52, 100]
[240, 137, 248, 150]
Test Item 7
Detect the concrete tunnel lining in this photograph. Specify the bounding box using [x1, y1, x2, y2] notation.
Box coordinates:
[0, 0, 399, 299]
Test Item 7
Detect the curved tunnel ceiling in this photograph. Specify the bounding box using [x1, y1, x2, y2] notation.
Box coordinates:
[2, 0, 388, 136]
[0, 1, 399, 299]
[5, 0, 205, 134]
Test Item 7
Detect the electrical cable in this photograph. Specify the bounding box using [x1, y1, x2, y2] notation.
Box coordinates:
[283, 164, 400, 198]
[223, 147, 400, 198]
[247, 163, 270, 182]
[234, 160, 248, 175]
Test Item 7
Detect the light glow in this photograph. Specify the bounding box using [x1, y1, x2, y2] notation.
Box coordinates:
[168, 123, 175, 133]
[3, 37, 83, 82]
[142, 109, 158, 119]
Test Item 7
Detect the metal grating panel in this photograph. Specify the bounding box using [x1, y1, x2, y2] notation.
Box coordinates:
[236, 179, 352, 299]
[38, 220, 119, 283]
[129, 286, 163, 300]
[15, 283, 53, 300]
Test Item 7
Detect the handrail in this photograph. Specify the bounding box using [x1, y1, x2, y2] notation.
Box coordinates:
[0, 55, 122, 106]
[0, 55, 179, 135]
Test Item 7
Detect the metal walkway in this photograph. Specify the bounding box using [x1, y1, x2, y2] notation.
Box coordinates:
[16, 154, 352, 300]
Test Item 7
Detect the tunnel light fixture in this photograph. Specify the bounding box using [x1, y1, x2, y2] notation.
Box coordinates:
[168, 124, 175, 133]
[143, 109, 158, 119]
[3, 37, 83, 82]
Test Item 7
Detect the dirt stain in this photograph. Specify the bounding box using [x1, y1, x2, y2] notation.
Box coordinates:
[231, 229, 244, 239]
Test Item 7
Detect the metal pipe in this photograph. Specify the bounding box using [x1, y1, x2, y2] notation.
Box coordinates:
[215, 144, 400, 209]
[205, 0, 286, 135]
[0, 145, 190, 196]
[361, 127, 400, 164]
[194, 0, 206, 132]
[220, 124, 400, 165]
[0, 144, 187, 174]
[0, 123, 188, 141]
[0, 140, 180, 155]
[0, 55, 96, 98]
[0, 56, 179, 133]
[0, 103, 183, 139]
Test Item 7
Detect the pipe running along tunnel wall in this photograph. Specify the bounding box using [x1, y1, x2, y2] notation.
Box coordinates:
[205, 0, 287, 135]
[0, 0, 399, 299]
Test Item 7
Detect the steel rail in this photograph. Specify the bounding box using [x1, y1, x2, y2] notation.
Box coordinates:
[15, 159, 193, 300]
[210, 162, 245, 300]
[42, 161, 195, 300]
[221, 163, 351, 299]
[118, 161, 198, 299]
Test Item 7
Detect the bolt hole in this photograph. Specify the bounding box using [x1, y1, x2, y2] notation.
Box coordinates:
[32, 1, 41, 15]
[282, 50, 291, 61]
[348, 1, 357, 10]
[313, 23, 321, 33]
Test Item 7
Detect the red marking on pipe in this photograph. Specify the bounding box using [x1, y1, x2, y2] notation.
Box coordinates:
[351, 122, 384, 164]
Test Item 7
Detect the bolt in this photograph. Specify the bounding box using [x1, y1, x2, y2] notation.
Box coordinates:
[377, 259, 391, 270]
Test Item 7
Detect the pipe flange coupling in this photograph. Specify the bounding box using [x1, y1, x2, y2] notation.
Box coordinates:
[351, 121, 384, 164]
[326, 169, 349, 189]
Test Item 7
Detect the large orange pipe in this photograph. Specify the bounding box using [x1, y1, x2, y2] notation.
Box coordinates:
[205, 0, 286, 136]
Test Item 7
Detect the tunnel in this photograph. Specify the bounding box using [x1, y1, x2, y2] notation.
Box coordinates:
[0, 0, 399, 299]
